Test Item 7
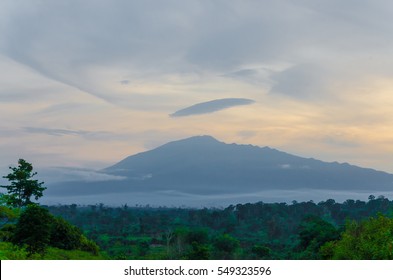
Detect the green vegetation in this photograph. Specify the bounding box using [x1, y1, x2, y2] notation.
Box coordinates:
[12, 204, 53, 256]
[2, 159, 393, 260]
[321, 214, 393, 259]
[0, 159, 102, 259]
[0, 241, 104, 260]
[46, 196, 393, 260]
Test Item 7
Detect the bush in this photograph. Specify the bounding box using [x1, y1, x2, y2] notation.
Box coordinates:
[50, 216, 83, 250]
[12, 205, 53, 256]
[80, 235, 100, 255]
[0, 242, 28, 260]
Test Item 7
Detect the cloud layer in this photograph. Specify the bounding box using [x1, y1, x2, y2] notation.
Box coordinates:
[170, 98, 255, 117]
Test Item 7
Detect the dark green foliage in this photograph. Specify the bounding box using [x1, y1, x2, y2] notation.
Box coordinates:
[42, 196, 393, 260]
[12, 204, 53, 256]
[296, 215, 340, 259]
[5, 204, 100, 258]
[1, 159, 46, 208]
[50, 216, 83, 250]
[187, 241, 210, 260]
[251, 244, 272, 259]
[186, 228, 210, 259]
[0, 224, 16, 242]
[136, 240, 150, 256]
[187, 228, 209, 245]
[212, 233, 240, 259]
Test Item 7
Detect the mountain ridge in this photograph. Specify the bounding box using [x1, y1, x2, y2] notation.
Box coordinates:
[46, 135, 393, 204]
[102, 135, 393, 191]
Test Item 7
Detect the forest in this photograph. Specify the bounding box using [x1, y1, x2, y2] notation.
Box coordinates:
[44, 196, 393, 260]
[1, 159, 393, 260]
[2, 196, 393, 259]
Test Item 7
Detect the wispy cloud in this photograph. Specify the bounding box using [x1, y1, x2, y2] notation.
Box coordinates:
[22, 126, 132, 141]
[41, 167, 126, 183]
[23, 127, 86, 136]
[170, 98, 255, 117]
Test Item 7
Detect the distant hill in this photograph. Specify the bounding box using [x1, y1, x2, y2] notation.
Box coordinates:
[45, 135, 393, 205]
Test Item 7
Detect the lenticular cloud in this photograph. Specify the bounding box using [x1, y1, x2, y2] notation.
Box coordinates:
[170, 98, 255, 117]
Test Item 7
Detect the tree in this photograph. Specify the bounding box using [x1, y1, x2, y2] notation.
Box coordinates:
[297, 215, 340, 259]
[298, 216, 340, 249]
[212, 233, 240, 259]
[321, 214, 393, 260]
[1, 159, 46, 208]
[12, 204, 54, 256]
[186, 228, 210, 260]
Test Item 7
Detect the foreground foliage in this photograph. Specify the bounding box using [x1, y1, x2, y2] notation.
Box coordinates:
[0, 159, 102, 259]
[0, 242, 104, 260]
[321, 214, 393, 259]
[0, 204, 101, 259]
[44, 196, 393, 260]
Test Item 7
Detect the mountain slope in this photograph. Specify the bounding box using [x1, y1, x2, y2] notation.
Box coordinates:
[45, 135, 393, 206]
[99, 135, 393, 194]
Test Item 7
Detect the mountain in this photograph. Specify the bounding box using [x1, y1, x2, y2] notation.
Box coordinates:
[45, 135, 393, 205]
[103, 135, 393, 192]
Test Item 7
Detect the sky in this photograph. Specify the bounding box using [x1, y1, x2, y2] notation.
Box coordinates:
[1, 0, 393, 182]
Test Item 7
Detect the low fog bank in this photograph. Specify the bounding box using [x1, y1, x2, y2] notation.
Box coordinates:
[40, 189, 393, 208]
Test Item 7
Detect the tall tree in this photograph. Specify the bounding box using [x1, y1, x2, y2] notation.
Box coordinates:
[1, 159, 46, 208]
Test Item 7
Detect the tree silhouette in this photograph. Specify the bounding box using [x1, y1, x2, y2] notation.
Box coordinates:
[1, 159, 46, 208]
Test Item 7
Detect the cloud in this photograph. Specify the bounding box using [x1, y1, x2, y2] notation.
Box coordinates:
[120, 80, 130, 85]
[170, 98, 255, 117]
[2, 0, 392, 106]
[41, 167, 126, 183]
[36, 103, 87, 115]
[23, 127, 86, 136]
[22, 126, 132, 141]
[222, 68, 271, 86]
[269, 64, 331, 99]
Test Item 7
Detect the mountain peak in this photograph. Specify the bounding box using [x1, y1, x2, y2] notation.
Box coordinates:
[49, 135, 393, 207]
[159, 135, 221, 149]
[177, 135, 219, 143]
[103, 135, 393, 193]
